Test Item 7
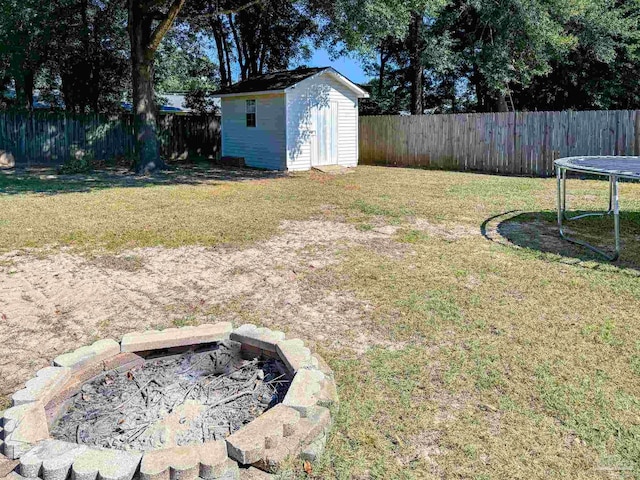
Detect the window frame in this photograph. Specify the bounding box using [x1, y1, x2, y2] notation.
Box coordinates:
[246, 99, 256, 128]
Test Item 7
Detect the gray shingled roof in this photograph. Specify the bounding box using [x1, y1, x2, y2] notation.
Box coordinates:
[211, 67, 329, 96]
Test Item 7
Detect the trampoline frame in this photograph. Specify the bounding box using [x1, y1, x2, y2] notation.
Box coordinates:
[554, 156, 632, 261]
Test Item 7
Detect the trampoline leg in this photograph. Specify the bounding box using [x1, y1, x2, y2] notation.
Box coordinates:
[609, 176, 614, 213]
[557, 166, 564, 235]
[561, 168, 567, 213]
[612, 176, 620, 261]
[556, 170, 620, 261]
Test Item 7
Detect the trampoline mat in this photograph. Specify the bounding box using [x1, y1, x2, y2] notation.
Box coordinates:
[555, 156, 640, 179]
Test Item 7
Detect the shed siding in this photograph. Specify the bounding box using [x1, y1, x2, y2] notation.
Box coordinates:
[286, 74, 359, 171]
[221, 94, 286, 170]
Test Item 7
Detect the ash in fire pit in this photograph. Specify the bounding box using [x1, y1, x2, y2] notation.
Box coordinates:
[50, 341, 290, 452]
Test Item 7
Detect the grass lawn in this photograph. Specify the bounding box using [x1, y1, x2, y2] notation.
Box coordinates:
[2, 165, 640, 479]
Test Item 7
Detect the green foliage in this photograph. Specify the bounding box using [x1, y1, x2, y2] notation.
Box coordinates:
[2, 0, 638, 116]
[155, 30, 219, 96]
[58, 146, 94, 174]
[316, 0, 640, 112]
[185, 0, 316, 88]
[0, 0, 129, 113]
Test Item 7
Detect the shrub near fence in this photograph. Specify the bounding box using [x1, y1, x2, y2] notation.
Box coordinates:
[359, 110, 640, 177]
[0, 112, 221, 167]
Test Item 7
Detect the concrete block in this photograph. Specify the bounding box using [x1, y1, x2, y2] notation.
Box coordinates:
[317, 377, 338, 408]
[0, 455, 19, 477]
[196, 441, 229, 479]
[44, 361, 104, 424]
[5, 472, 27, 480]
[282, 369, 324, 418]
[2, 402, 49, 459]
[20, 440, 87, 480]
[230, 326, 285, 353]
[252, 406, 330, 474]
[140, 445, 200, 480]
[53, 340, 120, 370]
[212, 459, 239, 480]
[140, 441, 231, 480]
[71, 448, 142, 480]
[275, 340, 315, 374]
[225, 405, 299, 465]
[121, 323, 232, 353]
[300, 433, 327, 463]
[311, 354, 334, 379]
[103, 353, 145, 373]
[11, 367, 71, 407]
[44, 397, 73, 430]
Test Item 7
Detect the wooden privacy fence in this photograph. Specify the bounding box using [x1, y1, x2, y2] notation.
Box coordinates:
[359, 110, 640, 177]
[0, 112, 221, 167]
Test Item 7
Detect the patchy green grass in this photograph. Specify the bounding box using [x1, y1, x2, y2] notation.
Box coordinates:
[4, 166, 640, 478]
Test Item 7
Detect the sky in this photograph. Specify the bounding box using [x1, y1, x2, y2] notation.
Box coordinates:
[298, 48, 370, 84]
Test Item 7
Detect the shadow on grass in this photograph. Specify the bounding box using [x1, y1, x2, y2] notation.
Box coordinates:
[481, 210, 640, 272]
[0, 164, 287, 195]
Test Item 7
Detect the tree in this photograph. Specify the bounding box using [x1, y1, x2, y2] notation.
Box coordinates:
[155, 30, 218, 95]
[511, 0, 640, 110]
[47, 0, 130, 113]
[308, 0, 447, 114]
[154, 28, 220, 113]
[322, 0, 639, 114]
[0, 0, 61, 110]
[186, 0, 316, 88]
[128, 0, 187, 173]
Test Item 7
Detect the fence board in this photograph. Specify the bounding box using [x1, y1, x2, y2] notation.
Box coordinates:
[359, 110, 640, 177]
[0, 112, 221, 167]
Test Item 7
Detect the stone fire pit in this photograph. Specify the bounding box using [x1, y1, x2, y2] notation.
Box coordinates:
[1, 323, 337, 479]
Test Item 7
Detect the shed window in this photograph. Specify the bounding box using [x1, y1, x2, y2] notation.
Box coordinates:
[246, 99, 256, 127]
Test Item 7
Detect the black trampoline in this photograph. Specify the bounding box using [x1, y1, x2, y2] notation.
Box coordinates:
[555, 156, 640, 261]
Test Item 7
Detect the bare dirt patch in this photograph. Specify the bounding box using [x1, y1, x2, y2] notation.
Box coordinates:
[0, 220, 402, 398]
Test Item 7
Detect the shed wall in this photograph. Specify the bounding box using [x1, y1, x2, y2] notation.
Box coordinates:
[221, 93, 286, 170]
[285, 74, 359, 171]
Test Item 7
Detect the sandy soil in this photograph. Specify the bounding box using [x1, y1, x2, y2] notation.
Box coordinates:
[0, 219, 406, 399]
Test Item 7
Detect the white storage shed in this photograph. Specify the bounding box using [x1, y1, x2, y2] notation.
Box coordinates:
[211, 67, 369, 171]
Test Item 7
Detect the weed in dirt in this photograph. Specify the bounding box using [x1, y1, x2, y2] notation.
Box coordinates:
[173, 316, 201, 327]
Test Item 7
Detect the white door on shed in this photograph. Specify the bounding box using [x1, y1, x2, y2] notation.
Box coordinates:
[310, 101, 339, 166]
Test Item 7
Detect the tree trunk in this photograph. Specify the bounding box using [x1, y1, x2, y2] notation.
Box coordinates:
[228, 14, 247, 81]
[132, 55, 162, 173]
[472, 63, 488, 112]
[223, 36, 233, 85]
[211, 15, 230, 87]
[129, 0, 163, 173]
[20, 70, 35, 111]
[128, 0, 186, 173]
[494, 92, 508, 112]
[378, 42, 386, 97]
[408, 12, 423, 115]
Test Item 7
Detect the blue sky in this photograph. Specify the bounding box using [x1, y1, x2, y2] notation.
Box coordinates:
[297, 48, 370, 84]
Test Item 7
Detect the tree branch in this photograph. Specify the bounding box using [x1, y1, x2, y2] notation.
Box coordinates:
[149, 0, 187, 52]
[192, 0, 264, 18]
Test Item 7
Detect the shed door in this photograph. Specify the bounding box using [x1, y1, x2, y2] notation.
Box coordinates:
[311, 101, 339, 166]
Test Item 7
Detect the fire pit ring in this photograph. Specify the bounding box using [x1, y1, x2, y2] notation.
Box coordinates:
[1, 323, 337, 479]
